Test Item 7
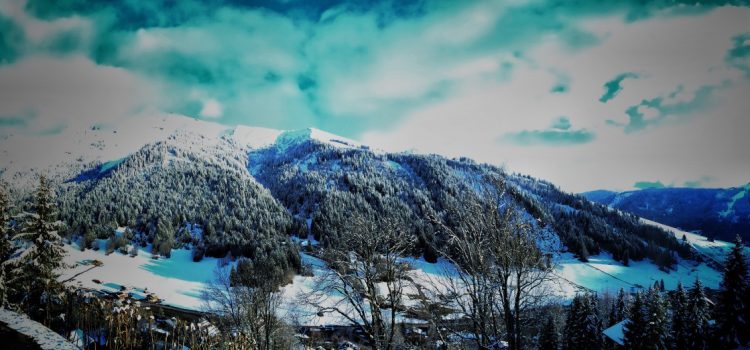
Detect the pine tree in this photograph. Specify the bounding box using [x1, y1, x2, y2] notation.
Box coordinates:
[670, 282, 689, 350]
[154, 218, 174, 258]
[563, 293, 602, 350]
[563, 295, 582, 350]
[686, 279, 711, 350]
[713, 235, 749, 348]
[539, 316, 559, 350]
[614, 288, 628, 323]
[643, 287, 670, 350]
[8, 176, 66, 318]
[623, 292, 648, 349]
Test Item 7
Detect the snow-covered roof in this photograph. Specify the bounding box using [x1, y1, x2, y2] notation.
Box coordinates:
[0, 308, 79, 350]
[603, 319, 627, 346]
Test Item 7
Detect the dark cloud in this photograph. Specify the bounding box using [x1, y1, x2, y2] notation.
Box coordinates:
[0, 14, 25, 65]
[726, 32, 750, 77]
[600, 72, 638, 103]
[609, 83, 725, 133]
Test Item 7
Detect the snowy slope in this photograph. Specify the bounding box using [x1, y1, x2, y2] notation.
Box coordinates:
[59, 241, 235, 310]
[642, 218, 750, 265]
[54, 222, 723, 321]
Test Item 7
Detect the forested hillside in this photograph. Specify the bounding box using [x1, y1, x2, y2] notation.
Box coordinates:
[8, 127, 694, 285]
[583, 185, 750, 243]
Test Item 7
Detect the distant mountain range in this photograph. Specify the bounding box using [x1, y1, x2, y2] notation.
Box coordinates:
[583, 185, 750, 242]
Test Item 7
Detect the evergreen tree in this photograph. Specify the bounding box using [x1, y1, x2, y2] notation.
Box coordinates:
[670, 283, 689, 350]
[8, 176, 66, 317]
[563, 295, 582, 350]
[563, 293, 602, 350]
[614, 288, 628, 323]
[713, 235, 749, 348]
[643, 287, 670, 350]
[623, 292, 648, 349]
[686, 279, 711, 350]
[154, 218, 175, 258]
[539, 316, 559, 350]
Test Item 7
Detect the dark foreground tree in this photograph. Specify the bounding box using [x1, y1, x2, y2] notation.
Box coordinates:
[7, 176, 66, 321]
[713, 235, 749, 348]
[563, 293, 602, 350]
[686, 279, 711, 350]
[539, 315, 559, 350]
[670, 283, 689, 350]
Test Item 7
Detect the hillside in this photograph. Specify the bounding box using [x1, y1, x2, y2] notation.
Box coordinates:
[2, 116, 706, 298]
[583, 185, 750, 242]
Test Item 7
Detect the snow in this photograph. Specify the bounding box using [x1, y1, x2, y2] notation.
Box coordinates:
[1, 112, 231, 186]
[55, 236, 722, 326]
[58, 242, 235, 310]
[603, 319, 626, 346]
[554, 251, 720, 297]
[0, 308, 79, 350]
[275, 128, 363, 151]
[230, 125, 283, 149]
[641, 218, 749, 265]
[719, 183, 749, 218]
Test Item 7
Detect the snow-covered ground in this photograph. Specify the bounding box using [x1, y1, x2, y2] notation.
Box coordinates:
[642, 218, 750, 265]
[56, 220, 727, 325]
[58, 241, 234, 310]
[554, 252, 720, 297]
[0, 308, 78, 350]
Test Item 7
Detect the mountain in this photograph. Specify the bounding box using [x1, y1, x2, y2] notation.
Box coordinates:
[582, 185, 750, 242]
[3, 115, 697, 285]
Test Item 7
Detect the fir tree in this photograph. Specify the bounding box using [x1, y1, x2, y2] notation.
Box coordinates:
[643, 287, 670, 350]
[8, 176, 66, 318]
[614, 288, 628, 323]
[670, 282, 689, 350]
[713, 235, 749, 348]
[686, 279, 711, 350]
[563, 293, 602, 350]
[539, 316, 559, 350]
[623, 292, 648, 349]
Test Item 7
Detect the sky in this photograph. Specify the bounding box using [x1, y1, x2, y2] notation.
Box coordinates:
[0, 0, 749, 192]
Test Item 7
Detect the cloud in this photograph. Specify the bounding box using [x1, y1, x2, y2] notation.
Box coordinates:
[0, 13, 25, 64]
[199, 99, 222, 118]
[634, 180, 667, 189]
[502, 128, 595, 146]
[599, 72, 638, 102]
[726, 32, 750, 77]
[2, 0, 750, 192]
[609, 83, 726, 132]
[0, 55, 156, 135]
[683, 176, 715, 188]
[551, 116, 572, 130]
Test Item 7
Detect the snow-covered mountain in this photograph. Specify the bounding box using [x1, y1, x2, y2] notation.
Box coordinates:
[583, 185, 750, 243]
[1, 114, 722, 312]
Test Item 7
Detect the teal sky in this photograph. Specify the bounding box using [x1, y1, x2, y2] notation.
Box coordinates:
[0, 0, 749, 192]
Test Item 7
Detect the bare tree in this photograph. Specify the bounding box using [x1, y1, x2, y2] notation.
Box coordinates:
[299, 214, 414, 350]
[202, 265, 292, 349]
[426, 178, 555, 350]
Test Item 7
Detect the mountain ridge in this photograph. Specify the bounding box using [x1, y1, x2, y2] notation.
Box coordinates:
[583, 184, 750, 242]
